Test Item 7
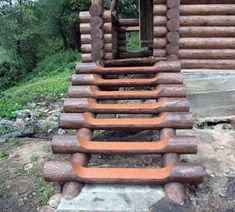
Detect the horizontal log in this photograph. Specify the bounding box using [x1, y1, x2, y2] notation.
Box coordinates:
[64, 97, 189, 114]
[103, 58, 159, 67]
[154, 16, 168, 26]
[179, 38, 235, 49]
[180, 4, 235, 15]
[180, 16, 235, 26]
[153, 5, 167, 15]
[52, 134, 196, 154]
[179, 49, 235, 59]
[152, 16, 235, 27]
[81, 54, 92, 63]
[104, 52, 113, 60]
[71, 73, 184, 86]
[153, 38, 168, 49]
[153, 49, 167, 57]
[44, 162, 204, 184]
[119, 51, 152, 59]
[153, 4, 235, 16]
[80, 11, 112, 23]
[68, 85, 187, 99]
[75, 61, 181, 74]
[60, 112, 193, 130]
[181, 59, 235, 69]
[81, 43, 113, 53]
[118, 18, 139, 27]
[154, 26, 235, 37]
[81, 34, 112, 44]
[154, 0, 235, 4]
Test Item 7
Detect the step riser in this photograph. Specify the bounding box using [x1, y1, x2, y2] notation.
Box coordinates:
[59, 113, 193, 130]
[68, 85, 187, 99]
[71, 73, 184, 86]
[52, 135, 197, 154]
[64, 98, 190, 113]
[44, 162, 204, 184]
[75, 61, 181, 75]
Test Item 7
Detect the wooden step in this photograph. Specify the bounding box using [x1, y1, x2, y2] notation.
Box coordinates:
[68, 85, 187, 99]
[71, 73, 184, 86]
[60, 112, 193, 130]
[75, 61, 181, 75]
[52, 134, 197, 154]
[44, 161, 204, 184]
[64, 98, 190, 113]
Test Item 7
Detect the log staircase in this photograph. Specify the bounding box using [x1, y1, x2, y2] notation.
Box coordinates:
[44, 60, 204, 203]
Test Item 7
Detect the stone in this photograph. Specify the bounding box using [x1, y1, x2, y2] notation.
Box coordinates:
[150, 198, 192, 212]
[23, 163, 33, 171]
[40, 206, 56, 212]
[0, 137, 7, 143]
[48, 193, 61, 209]
[13, 110, 31, 119]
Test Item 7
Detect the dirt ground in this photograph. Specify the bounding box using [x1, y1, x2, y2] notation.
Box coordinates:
[0, 124, 234, 212]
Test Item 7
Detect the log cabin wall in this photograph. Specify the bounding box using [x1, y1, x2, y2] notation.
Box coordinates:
[80, 10, 115, 63]
[153, 0, 235, 69]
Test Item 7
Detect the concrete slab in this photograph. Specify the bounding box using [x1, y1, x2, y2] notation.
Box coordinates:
[57, 184, 164, 212]
[182, 70, 235, 118]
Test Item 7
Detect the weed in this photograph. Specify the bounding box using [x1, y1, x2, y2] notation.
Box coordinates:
[202, 122, 211, 129]
[29, 167, 55, 206]
[0, 186, 8, 199]
[31, 154, 40, 162]
[10, 138, 22, 147]
[0, 150, 9, 160]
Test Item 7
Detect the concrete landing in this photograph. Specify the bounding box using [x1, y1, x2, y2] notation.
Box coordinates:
[57, 184, 164, 212]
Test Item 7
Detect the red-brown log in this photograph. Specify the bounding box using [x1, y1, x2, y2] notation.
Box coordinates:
[167, 8, 180, 19]
[154, 16, 168, 26]
[167, 32, 180, 44]
[167, 19, 180, 31]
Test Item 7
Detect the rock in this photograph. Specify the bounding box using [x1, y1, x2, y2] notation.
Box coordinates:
[0, 137, 7, 143]
[0, 119, 14, 127]
[150, 198, 192, 212]
[40, 206, 56, 212]
[48, 193, 62, 209]
[23, 163, 33, 171]
[14, 119, 26, 129]
[58, 129, 65, 135]
[13, 110, 31, 119]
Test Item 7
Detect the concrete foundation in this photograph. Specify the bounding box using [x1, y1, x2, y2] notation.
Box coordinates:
[57, 184, 164, 212]
[183, 70, 235, 118]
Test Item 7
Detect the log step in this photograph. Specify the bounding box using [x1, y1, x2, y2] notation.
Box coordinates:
[72, 73, 184, 86]
[44, 162, 204, 184]
[64, 98, 190, 114]
[52, 134, 197, 154]
[60, 112, 193, 130]
[75, 61, 181, 75]
[68, 85, 187, 99]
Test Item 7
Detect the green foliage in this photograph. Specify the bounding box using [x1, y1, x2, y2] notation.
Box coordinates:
[0, 60, 26, 91]
[0, 51, 81, 119]
[29, 167, 54, 206]
[127, 32, 145, 52]
[0, 186, 8, 199]
[0, 150, 9, 160]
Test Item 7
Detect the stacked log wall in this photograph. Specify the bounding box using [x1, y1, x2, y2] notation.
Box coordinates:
[153, 0, 235, 69]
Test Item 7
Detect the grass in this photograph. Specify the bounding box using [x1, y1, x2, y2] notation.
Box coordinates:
[0, 50, 81, 119]
[10, 138, 22, 147]
[126, 31, 146, 52]
[31, 154, 40, 162]
[0, 150, 9, 160]
[0, 186, 8, 199]
[29, 167, 54, 206]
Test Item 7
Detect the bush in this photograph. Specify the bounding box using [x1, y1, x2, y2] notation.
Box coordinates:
[0, 60, 26, 91]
